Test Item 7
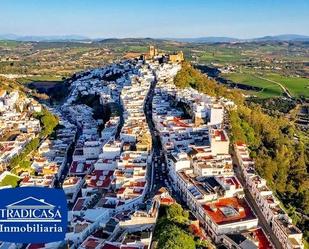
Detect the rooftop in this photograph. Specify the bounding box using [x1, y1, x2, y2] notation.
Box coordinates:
[203, 197, 256, 225]
[211, 129, 228, 142]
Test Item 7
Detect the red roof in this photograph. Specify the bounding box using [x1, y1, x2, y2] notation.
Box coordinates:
[189, 224, 206, 240]
[160, 197, 175, 205]
[235, 141, 246, 146]
[172, 117, 190, 128]
[70, 161, 92, 174]
[86, 170, 114, 188]
[117, 187, 126, 194]
[213, 129, 227, 141]
[81, 237, 101, 249]
[100, 243, 120, 249]
[121, 247, 141, 249]
[203, 197, 256, 225]
[129, 181, 146, 187]
[27, 244, 45, 249]
[200, 155, 214, 160]
[73, 197, 86, 211]
[254, 228, 274, 249]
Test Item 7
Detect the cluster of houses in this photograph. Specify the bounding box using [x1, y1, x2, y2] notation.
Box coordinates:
[0, 48, 305, 249]
[235, 142, 304, 249]
[63, 62, 136, 107]
[20, 111, 77, 188]
[149, 62, 277, 248]
[0, 58, 159, 249]
[0, 87, 79, 190]
[0, 90, 41, 173]
[24, 59, 158, 249]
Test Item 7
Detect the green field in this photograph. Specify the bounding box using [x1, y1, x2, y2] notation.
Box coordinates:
[198, 51, 245, 64]
[0, 40, 20, 48]
[224, 72, 309, 98]
[223, 73, 284, 98]
[266, 74, 309, 98]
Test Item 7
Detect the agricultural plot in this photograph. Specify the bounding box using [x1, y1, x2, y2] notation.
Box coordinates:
[223, 72, 284, 98]
[224, 72, 309, 98]
[266, 74, 309, 98]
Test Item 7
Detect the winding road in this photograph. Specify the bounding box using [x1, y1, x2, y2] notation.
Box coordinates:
[256, 76, 292, 98]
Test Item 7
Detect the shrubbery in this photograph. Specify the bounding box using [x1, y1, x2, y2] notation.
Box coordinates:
[174, 62, 244, 104]
[9, 108, 59, 172]
[9, 138, 39, 170]
[154, 204, 208, 249]
[33, 108, 59, 137]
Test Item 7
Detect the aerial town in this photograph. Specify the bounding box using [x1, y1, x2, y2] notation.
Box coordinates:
[0, 45, 306, 249]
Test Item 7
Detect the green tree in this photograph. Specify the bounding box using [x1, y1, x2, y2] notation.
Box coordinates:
[156, 223, 195, 249]
[33, 108, 59, 137]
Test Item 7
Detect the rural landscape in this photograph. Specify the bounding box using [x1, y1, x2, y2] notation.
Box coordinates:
[0, 1, 308, 249]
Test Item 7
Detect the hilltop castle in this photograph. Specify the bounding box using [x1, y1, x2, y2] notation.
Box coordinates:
[149, 45, 158, 58]
[168, 50, 184, 63]
[148, 45, 184, 62]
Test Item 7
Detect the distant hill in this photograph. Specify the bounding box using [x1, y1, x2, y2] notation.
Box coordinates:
[96, 37, 183, 46]
[253, 34, 309, 42]
[170, 35, 309, 43]
[166, 37, 241, 43]
[97, 35, 309, 44]
[0, 34, 90, 42]
[99, 37, 157, 44]
[1, 34, 309, 43]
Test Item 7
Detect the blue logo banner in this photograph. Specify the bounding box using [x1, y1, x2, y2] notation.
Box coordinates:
[0, 187, 68, 243]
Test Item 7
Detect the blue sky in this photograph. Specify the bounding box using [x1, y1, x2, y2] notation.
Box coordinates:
[1, 0, 308, 38]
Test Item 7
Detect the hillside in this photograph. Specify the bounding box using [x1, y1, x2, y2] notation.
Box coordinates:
[174, 62, 309, 243]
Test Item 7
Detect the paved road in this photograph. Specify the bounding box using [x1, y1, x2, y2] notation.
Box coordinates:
[53, 125, 80, 188]
[143, 73, 193, 208]
[256, 76, 292, 99]
[143, 73, 174, 200]
[231, 150, 283, 249]
[143, 70, 283, 248]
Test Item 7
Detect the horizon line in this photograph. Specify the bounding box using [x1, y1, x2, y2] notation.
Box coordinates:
[1, 33, 309, 40]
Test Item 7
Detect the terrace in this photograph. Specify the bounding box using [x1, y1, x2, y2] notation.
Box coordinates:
[211, 129, 228, 142]
[86, 170, 114, 189]
[275, 216, 302, 235]
[203, 197, 256, 225]
[69, 161, 93, 175]
[80, 236, 103, 249]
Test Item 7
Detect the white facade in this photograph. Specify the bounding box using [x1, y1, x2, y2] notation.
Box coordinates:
[83, 141, 101, 159]
[210, 129, 229, 155]
[100, 139, 122, 160]
[209, 105, 224, 126]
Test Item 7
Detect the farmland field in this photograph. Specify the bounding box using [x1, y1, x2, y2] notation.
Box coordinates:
[224, 72, 309, 98]
[223, 72, 284, 98]
[266, 74, 309, 98]
[198, 51, 245, 64]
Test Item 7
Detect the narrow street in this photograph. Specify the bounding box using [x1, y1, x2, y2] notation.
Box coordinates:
[144, 73, 170, 199]
[232, 150, 284, 249]
[143, 71, 198, 207]
[53, 125, 81, 188]
[142, 68, 285, 248]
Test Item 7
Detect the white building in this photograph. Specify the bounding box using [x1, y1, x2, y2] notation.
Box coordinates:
[83, 141, 101, 159]
[210, 129, 229, 155]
